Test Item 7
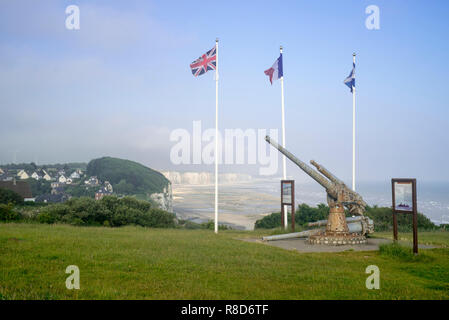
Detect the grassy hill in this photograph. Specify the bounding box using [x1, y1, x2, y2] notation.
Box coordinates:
[0, 224, 448, 299]
[86, 157, 169, 196]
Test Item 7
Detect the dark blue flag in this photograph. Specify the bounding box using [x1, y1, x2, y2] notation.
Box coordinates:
[344, 62, 355, 93]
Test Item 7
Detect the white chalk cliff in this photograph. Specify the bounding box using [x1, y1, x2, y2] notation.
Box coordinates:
[161, 171, 252, 185]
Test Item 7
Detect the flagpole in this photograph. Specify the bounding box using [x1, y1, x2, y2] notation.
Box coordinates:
[280, 45, 288, 229]
[214, 38, 219, 234]
[352, 52, 356, 192]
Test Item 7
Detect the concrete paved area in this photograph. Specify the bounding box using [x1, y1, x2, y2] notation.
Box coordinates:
[243, 237, 437, 253]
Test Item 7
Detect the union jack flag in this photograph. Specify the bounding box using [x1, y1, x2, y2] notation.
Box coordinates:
[190, 46, 217, 77]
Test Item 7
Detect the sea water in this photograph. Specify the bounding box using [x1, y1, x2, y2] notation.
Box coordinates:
[172, 178, 449, 229]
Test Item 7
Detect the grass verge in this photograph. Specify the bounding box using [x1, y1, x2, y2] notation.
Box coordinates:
[0, 223, 448, 299]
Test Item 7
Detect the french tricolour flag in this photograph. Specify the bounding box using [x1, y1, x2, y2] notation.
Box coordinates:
[264, 54, 283, 84]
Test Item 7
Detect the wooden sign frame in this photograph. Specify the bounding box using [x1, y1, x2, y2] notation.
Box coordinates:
[391, 178, 418, 254]
[281, 180, 295, 232]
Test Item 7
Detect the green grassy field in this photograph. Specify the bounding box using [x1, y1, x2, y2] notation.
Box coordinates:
[0, 223, 448, 299]
[373, 231, 449, 247]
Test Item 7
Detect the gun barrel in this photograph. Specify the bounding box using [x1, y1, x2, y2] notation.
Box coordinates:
[262, 229, 322, 241]
[307, 217, 374, 235]
[265, 136, 333, 190]
[310, 160, 345, 185]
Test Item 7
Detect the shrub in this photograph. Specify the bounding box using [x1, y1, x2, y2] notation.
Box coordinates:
[101, 195, 120, 212]
[144, 208, 176, 228]
[177, 219, 230, 230]
[365, 206, 437, 232]
[255, 203, 329, 229]
[200, 220, 230, 230]
[37, 211, 58, 224]
[178, 219, 203, 229]
[64, 197, 111, 225]
[117, 196, 152, 212]
[255, 203, 439, 231]
[255, 212, 282, 229]
[0, 203, 21, 221]
[296, 203, 329, 225]
[69, 217, 85, 226]
[27, 196, 176, 228]
[0, 188, 24, 205]
[110, 205, 138, 226]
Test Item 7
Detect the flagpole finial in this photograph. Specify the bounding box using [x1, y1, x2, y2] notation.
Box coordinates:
[216, 38, 219, 43]
[280, 45, 283, 52]
[353, 52, 356, 57]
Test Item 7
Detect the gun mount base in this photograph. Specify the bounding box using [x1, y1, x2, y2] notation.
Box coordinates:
[307, 204, 367, 245]
[308, 233, 367, 245]
[326, 204, 349, 234]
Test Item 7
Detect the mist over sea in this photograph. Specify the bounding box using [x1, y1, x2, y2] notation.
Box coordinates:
[168, 174, 449, 229]
[358, 180, 449, 225]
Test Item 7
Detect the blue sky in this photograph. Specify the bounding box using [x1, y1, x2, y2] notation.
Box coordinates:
[0, 0, 448, 183]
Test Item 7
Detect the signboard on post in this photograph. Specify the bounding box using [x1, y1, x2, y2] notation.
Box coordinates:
[281, 180, 295, 232]
[391, 178, 418, 254]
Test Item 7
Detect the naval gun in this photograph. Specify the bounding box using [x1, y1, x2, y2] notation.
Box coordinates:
[265, 136, 372, 245]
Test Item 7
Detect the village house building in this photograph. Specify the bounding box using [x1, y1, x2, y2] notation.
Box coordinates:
[58, 175, 67, 184]
[0, 179, 34, 202]
[0, 170, 13, 182]
[36, 193, 70, 203]
[17, 170, 29, 180]
[31, 172, 42, 180]
[95, 188, 112, 201]
[70, 171, 80, 179]
[104, 181, 113, 193]
[42, 170, 52, 181]
[85, 176, 99, 186]
[51, 186, 65, 195]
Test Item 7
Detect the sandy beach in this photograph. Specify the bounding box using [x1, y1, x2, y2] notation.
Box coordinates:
[170, 178, 449, 230]
[172, 182, 281, 230]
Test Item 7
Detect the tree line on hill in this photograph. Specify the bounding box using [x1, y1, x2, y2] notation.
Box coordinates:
[34, 196, 175, 227]
[254, 203, 446, 232]
[1, 162, 87, 171]
[0, 188, 227, 230]
[0, 187, 176, 228]
[86, 157, 169, 196]
[1, 157, 171, 204]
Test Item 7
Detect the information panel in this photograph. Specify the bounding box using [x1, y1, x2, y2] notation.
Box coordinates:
[393, 181, 414, 212]
[281, 180, 295, 232]
[391, 178, 418, 254]
[281, 181, 293, 205]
